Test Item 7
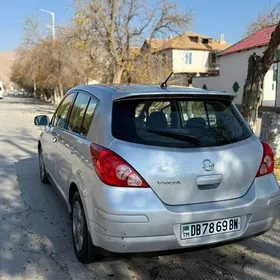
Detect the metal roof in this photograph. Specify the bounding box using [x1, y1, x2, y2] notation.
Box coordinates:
[73, 84, 236, 100]
[220, 24, 278, 56]
[143, 32, 231, 52]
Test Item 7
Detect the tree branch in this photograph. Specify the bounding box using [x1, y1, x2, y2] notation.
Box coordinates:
[260, 20, 280, 74]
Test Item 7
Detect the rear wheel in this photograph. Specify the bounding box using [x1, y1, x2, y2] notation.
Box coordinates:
[39, 148, 49, 184]
[71, 191, 98, 263]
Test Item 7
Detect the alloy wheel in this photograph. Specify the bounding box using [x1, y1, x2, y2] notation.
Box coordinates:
[72, 200, 84, 252]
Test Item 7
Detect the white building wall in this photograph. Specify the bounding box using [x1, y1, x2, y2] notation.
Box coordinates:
[192, 75, 221, 90]
[172, 49, 209, 73]
[263, 66, 276, 106]
[193, 47, 277, 106]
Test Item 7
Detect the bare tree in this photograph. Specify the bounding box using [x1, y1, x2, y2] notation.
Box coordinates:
[70, 18, 112, 83]
[245, 3, 280, 36]
[22, 16, 45, 47]
[240, 21, 280, 129]
[128, 50, 172, 84]
[12, 18, 90, 102]
[12, 1, 192, 102]
[75, 0, 192, 83]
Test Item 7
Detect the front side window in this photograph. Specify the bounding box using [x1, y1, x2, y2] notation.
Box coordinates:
[112, 98, 252, 148]
[80, 98, 97, 137]
[52, 93, 76, 129]
[67, 93, 90, 135]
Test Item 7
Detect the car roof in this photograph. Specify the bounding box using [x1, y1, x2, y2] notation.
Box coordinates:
[72, 84, 236, 101]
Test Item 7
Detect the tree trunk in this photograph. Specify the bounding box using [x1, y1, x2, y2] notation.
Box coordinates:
[58, 81, 64, 98]
[33, 81, 37, 98]
[113, 65, 124, 83]
[53, 89, 60, 104]
[240, 53, 263, 130]
[260, 112, 280, 158]
[241, 21, 280, 131]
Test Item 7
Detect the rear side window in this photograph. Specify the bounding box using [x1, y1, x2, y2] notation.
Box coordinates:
[112, 98, 252, 148]
[67, 93, 90, 134]
[80, 98, 97, 137]
[52, 93, 76, 129]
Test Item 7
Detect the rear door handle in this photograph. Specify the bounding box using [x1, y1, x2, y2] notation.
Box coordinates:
[196, 175, 223, 190]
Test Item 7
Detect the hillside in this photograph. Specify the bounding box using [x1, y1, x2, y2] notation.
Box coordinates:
[0, 51, 15, 87]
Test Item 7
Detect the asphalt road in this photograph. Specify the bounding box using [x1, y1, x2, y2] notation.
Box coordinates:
[1, 95, 280, 280]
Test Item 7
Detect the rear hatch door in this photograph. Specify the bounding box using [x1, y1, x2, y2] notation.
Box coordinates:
[110, 95, 263, 205]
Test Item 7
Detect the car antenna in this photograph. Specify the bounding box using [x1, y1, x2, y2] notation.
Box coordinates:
[160, 72, 173, 90]
[186, 73, 195, 87]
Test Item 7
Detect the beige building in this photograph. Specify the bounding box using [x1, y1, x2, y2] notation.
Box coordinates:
[142, 32, 231, 76]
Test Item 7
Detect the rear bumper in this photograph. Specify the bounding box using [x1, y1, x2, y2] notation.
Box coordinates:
[88, 174, 280, 253]
[91, 216, 276, 253]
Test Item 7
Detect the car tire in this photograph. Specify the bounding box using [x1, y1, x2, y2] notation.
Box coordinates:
[71, 191, 98, 263]
[39, 148, 49, 184]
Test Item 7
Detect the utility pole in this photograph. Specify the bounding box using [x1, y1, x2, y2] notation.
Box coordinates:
[39, 9, 55, 40]
[38, 9, 56, 101]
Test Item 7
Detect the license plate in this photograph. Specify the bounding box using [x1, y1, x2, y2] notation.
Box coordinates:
[181, 217, 241, 239]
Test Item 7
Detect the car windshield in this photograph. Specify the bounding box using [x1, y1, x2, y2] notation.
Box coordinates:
[112, 97, 252, 148]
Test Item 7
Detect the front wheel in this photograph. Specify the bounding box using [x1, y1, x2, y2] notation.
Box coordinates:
[71, 191, 98, 263]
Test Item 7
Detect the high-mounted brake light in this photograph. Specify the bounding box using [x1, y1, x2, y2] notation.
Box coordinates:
[256, 142, 274, 177]
[90, 143, 148, 187]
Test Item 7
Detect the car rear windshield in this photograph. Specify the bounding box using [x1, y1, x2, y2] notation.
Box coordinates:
[112, 97, 252, 148]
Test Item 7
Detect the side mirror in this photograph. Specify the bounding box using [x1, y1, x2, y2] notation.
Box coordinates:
[34, 115, 50, 126]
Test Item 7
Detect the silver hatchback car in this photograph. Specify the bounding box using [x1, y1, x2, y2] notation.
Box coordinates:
[34, 84, 280, 263]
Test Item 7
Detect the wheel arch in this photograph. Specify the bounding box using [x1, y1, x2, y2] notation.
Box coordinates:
[69, 182, 79, 205]
[68, 179, 94, 228]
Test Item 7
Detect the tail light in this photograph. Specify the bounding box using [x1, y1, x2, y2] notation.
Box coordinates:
[256, 142, 274, 177]
[90, 143, 148, 187]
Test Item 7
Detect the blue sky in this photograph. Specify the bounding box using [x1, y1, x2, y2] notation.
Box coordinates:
[0, 0, 278, 51]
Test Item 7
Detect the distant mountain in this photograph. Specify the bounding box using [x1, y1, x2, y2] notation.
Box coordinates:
[0, 51, 15, 87]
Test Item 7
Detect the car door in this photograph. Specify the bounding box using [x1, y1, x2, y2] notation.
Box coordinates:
[43, 92, 76, 185]
[43, 123, 57, 178]
[54, 92, 92, 196]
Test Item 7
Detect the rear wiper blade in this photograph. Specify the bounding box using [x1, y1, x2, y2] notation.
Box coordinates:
[213, 127, 232, 143]
[147, 129, 202, 145]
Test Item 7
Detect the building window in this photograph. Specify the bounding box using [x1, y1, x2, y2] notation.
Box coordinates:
[273, 63, 277, 81]
[202, 38, 209, 44]
[189, 36, 198, 43]
[185, 52, 192, 64]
